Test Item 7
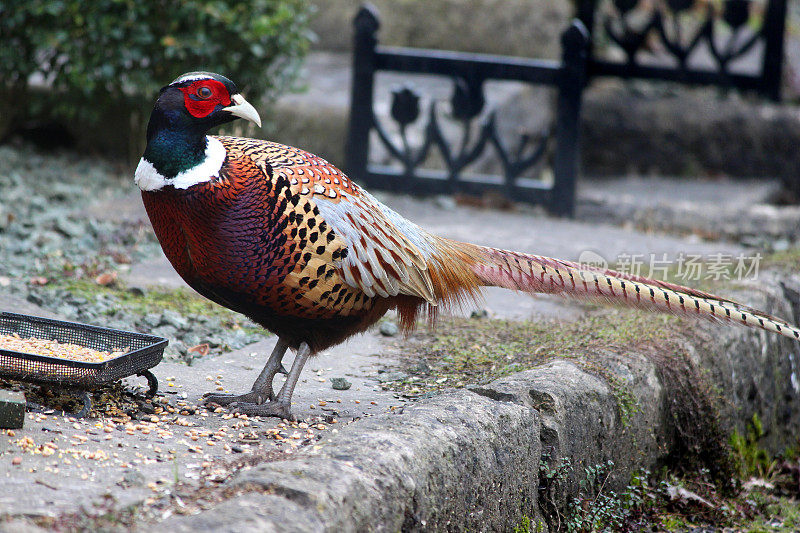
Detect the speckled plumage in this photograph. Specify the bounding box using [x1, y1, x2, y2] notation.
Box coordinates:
[144, 137, 360, 349]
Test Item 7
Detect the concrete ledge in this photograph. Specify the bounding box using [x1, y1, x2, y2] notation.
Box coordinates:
[151, 273, 800, 531]
[577, 177, 800, 244]
[159, 391, 544, 532]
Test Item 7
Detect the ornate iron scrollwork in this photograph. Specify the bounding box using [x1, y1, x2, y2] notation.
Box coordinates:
[372, 77, 551, 188]
[603, 0, 765, 75]
[346, 5, 589, 216]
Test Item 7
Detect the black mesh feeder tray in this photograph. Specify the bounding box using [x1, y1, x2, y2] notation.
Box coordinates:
[0, 312, 168, 418]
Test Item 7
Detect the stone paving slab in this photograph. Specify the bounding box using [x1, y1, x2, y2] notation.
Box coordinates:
[156, 389, 544, 533]
[577, 176, 800, 244]
[577, 176, 780, 210]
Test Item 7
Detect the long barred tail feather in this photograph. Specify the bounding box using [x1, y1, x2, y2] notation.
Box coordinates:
[469, 245, 800, 342]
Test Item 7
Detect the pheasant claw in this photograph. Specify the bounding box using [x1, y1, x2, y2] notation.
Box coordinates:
[202, 390, 268, 407]
[231, 400, 294, 421]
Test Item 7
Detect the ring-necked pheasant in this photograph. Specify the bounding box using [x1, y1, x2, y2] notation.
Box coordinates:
[136, 72, 800, 420]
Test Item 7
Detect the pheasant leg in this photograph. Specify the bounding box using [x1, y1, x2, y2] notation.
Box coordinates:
[231, 342, 311, 420]
[203, 339, 289, 406]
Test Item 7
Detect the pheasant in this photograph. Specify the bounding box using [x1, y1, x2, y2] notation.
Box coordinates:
[136, 72, 800, 420]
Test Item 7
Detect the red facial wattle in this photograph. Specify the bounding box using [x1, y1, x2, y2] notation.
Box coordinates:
[179, 80, 232, 118]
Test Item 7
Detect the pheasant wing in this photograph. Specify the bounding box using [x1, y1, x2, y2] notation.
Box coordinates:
[313, 189, 438, 303]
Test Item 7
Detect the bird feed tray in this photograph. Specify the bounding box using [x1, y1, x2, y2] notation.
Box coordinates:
[0, 312, 167, 392]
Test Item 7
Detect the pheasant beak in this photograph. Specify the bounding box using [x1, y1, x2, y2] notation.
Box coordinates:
[224, 94, 262, 128]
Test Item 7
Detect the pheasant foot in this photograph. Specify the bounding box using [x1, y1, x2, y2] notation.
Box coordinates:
[203, 390, 269, 407]
[203, 339, 290, 407]
[231, 400, 293, 420]
[228, 342, 312, 421]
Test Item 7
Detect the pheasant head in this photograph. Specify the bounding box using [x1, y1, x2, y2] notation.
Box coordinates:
[136, 72, 261, 191]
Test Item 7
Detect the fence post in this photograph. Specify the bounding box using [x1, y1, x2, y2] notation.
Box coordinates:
[551, 20, 589, 218]
[574, 0, 597, 61]
[345, 4, 380, 184]
[762, 0, 786, 102]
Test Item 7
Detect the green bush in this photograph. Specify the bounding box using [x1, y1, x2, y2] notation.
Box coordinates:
[0, 0, 312, 155]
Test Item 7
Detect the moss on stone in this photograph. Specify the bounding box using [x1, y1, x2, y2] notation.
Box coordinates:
[54, 278, 239, 320]
[387, 306, 679, 407]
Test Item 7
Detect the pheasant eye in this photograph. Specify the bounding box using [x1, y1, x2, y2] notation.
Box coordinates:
[197, 86, 213, 99]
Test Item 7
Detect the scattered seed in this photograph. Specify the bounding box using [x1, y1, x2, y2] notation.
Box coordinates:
[0, 333, 128, 362]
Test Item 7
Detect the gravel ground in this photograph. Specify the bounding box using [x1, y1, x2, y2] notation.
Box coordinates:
[0, 143, 266, 360]
[0, 144, 155, 277]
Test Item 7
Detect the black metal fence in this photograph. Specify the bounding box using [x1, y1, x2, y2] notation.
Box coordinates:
[345, 1, 787, 217]
[344, 5, 590, 217]
[576, 0, 787, 101]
